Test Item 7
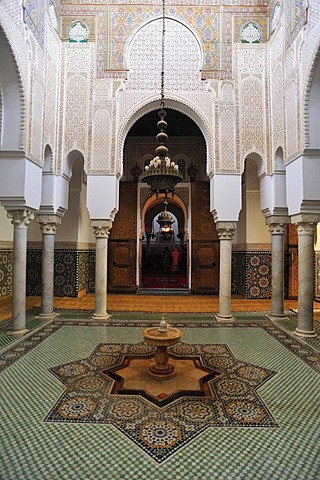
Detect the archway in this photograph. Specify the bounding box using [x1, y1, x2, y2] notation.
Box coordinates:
[108, 107, 218, 293]
[140, 193, 188, 290]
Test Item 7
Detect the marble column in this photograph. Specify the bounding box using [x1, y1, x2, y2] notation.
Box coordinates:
[215, 222, 237, 321]
[292, 215, 319, 337]
[7, 209, 34, 335]
[266, 217, 288, 319]
[36, 214, 61, 319]
[91, 220, 113, 320]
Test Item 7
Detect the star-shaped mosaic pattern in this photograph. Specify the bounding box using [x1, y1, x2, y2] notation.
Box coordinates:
[45, 342, 278, 463]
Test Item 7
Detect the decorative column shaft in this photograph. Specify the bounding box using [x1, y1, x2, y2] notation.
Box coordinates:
[36, 215, 61, 318]
[293, 217, 318, 337]
[7, 209, 34, 334]
[266, 217, 288, 318]
[215, 222, 236, 321]
[92, 220, 113, 320]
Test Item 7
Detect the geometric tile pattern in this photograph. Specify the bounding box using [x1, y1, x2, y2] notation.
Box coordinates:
[22, 248, 276, 299]
[245, 252, 272, 299]
[1, 313, 320, 479]
[0, 250, 13, 297]
[26, 250, 95, 297]
[44, 342, 278, 463]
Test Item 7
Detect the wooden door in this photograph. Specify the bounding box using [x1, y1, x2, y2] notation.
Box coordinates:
[191, 182, 219, 293]
[108, 182, 137, 293]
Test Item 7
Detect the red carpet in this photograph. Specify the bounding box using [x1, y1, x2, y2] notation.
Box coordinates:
[142, 273, 188, 289]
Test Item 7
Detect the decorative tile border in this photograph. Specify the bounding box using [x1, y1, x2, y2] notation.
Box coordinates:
[1, 312, 319, 375]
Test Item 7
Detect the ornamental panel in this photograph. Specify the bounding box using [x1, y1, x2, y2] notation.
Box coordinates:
[240, 76, 265, 160]
[219, 109, 237, 172]
[91, 107, 112, 173]
[271, 63, 284, 156]
[30, 78, 44, 165]
[65, 74, 88, 154]
[285, 79, 299, 161]
[126, 18, 205, 93]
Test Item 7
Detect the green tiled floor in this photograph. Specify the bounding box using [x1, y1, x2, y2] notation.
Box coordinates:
[0, 314, 320, 479]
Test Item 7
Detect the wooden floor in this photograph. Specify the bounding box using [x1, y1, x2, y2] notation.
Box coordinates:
[0, 293, 308, 322]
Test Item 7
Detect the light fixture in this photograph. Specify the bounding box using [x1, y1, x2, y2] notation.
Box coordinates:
[156, 199, 175, 239]
[140, 0, 183, 197]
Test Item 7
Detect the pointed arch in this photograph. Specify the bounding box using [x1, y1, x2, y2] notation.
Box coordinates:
[0, 26, 26, 150]
[303, 45, 320, 149]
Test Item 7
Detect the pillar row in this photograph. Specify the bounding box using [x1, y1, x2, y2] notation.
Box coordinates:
[7, 209, 34, 334]
[215, 221, 237, 321]
[91, 220, 113, 320]
[36, 214, 61, 319]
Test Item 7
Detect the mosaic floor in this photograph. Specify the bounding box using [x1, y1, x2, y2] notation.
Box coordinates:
[1, 310, 320, 479]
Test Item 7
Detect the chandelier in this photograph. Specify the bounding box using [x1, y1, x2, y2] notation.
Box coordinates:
[140, 0, 183, 197]
[156, 199, 175, 239]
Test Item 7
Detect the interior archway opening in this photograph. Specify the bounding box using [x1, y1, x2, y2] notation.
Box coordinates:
[109, 106, 216, 294]
[141, 194, 188, 290]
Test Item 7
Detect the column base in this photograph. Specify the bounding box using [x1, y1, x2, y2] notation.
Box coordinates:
[294, 328, 317, 338]
[266, 313, 286, 321]
[7, 328, 30, 336]
[214, 314, 235, 322]
[37, 312, 59, 320]
[91, 313, 111, 321]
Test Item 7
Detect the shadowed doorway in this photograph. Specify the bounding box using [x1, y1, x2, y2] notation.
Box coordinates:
[141, 195, 188, 290]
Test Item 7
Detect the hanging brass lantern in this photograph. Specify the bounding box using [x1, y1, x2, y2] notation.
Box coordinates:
[140, 0, 183, 196]
[156, 200, 175, 239]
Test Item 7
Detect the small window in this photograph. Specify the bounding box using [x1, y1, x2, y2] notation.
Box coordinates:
[240, 22, 261, 44]
[69, 21, 88, 43]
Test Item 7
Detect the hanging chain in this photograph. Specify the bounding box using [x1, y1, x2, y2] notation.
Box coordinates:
[160, 0, 166, 109]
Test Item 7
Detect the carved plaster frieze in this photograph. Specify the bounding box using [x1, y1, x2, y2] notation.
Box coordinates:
[291, 213, 320, 226]
[265, 215, 290, 226]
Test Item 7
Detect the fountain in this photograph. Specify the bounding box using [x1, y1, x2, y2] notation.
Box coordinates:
[143, 317, 182, 379]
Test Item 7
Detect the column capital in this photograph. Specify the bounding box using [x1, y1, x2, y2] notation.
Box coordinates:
[215, 221, 237, 240]
[7, 209, 34, 228]
[267, 222, 287, 236]
[92, 219, 113, 238]
[36, 214, 62, 235]
[294, 222, 317, 236]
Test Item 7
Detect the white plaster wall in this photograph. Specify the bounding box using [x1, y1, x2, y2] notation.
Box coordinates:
[78, 181, 94, 244]
[0, 204, 13, 241]
[316, 224, 320, 251]
[246, 191, 270, 243]
[55, 188, 79, 244]
[237, 159, 270, 245]
[234, 186, 246, 245]
[27, 217, 41, 242]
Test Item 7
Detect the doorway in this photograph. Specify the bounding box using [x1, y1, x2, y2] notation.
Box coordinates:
[141, 194, 188, 290]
